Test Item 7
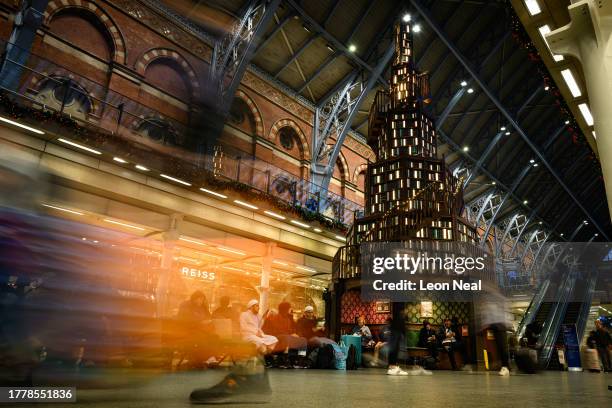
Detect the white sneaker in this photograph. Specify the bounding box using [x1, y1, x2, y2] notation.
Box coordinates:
[410, 366, 433, 375]
[387, 366, 409, 376]
[498, 366, 510, 376]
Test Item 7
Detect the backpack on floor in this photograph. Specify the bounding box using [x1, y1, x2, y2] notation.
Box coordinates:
[332, 343, 347, 370]
[315, 344, 336, 369]
[346, 344, 358, 370]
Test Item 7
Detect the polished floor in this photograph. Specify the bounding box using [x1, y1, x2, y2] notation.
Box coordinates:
[20, 368, 612, 408]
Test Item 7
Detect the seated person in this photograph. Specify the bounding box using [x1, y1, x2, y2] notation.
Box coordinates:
[438, 318, 459, 370]
[239, 299, 278, 355]
[418, 320, 438, 361]
[262, 301, 307, 353]
[176, 291, 215, 365]
[296, 306, 319, 339]
[371, 317, 392, 366]
[352, 316, 374, 348]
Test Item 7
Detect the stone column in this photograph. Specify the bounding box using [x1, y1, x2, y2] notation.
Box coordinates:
[259, 242, 275, 315]
[547, 1, 612, 218]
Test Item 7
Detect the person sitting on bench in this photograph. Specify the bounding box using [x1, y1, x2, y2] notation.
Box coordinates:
[438, 318, 459, 370]
[351, 316, 374, 348]
[418, 320, 438, 362]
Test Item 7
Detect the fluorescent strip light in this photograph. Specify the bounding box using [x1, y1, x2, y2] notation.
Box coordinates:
[273, 260, 288, 266]
[200, 188, 227, 199]
[560, 69, 581, 97]
[217, 246, 246, 256]
[335, 235, 347, 241]
[103, 218, 145, 231]
[314, 228, 322, 233]
[592, 131, 597, 139]
[234, 200, 258, 210]
[538, 25, 564, 62]
[222, 266, 243, 272]
[578, 103, 594, 126]
[0, 115, 45, 134]
[135, 164, 149, 171]
[58, 138, 102, 155]
[297, 266, 316, 273]
[525, 0, 541, 16]
[291, 220, 310, 228]
[179, 237, 207, 246]
[160, 174, 191, 186]
[113, 157, 127, 163]
[41, 203, 83, 215]
[264, 210, 286, 220]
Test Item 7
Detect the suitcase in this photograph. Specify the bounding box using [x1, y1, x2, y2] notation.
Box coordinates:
[582, 348, 601, 372]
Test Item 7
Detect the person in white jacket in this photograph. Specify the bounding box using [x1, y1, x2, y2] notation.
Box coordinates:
[240, 299, 278, 354]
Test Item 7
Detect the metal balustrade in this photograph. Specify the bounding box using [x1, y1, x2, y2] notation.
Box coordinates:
[0, 39, 363, 227]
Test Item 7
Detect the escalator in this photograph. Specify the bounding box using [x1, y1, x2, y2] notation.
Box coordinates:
[519, 268, 597, 369]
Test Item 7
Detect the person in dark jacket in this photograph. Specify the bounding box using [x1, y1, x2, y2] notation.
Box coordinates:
[438, 318, 458, 370]
[587, 319, 611, 372]
[418, 320, 438, 360]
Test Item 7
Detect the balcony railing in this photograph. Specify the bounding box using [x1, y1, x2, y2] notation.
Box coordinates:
[0, 39, 363, 228]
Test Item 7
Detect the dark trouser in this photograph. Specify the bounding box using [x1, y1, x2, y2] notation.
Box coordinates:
[387, 331, 402, 366]
[425, 341, 438, 359]
[489, 324, 509, 368]
[443, 342, 457, 369]
[597, 346, 611, 371]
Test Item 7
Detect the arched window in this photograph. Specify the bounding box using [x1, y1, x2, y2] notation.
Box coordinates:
[48, 9, 114, 61]
[136, 118, 179, 146]
[35, 77, 92, 119]
[228, 97, 256, 135]
[275, 126, 303, 159]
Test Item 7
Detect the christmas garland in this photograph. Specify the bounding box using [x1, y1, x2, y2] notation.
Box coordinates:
[0, 90, 349, 232]
[509, 11, 601, 177]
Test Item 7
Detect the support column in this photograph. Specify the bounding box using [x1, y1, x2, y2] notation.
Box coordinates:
[548, 1, 612, 219]
[259, 242, 275, 315]
[0, 0, 48, 91]
[155, 214, 183, 317]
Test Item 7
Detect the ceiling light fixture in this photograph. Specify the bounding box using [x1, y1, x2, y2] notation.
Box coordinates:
[103, 219, 145, 231]
[41, 203, 83, 216]
[200, 188, 227, 199]
[0, 115, 45, 134]
[113, 157, 127, 163]
[217, 246, 246, 256]
[58, 138, 102, 155]
[179, 237, 207, 246]
[234, 200, 258, 210]
[578, 103, 594, 126]
[160, 174, 191, 186]
[264, 210, 286, 220]
[135, 164, 149, 171]
[291, 220, 311, 228]
[560, 69, 582, 97]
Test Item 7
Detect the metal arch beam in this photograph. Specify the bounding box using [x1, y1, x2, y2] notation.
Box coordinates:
[435, 87, 467, 129]
[569, 222, 586, 241]
[210, 0, 282, 113]
[323, 0, 343, 26]
[410, 0, 609, 240]
[310, 44, 395, 192]
[286, 0, 387, 88]
[509, 211, 536, 257]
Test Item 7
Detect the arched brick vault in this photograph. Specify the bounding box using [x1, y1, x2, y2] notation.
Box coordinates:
[352, 163, 368, 184]
[44, 0, 127, 65]
[235, 89, 264, 138]
[335, 150, 349, 181]
[135, 48, 201, 101]
[269, 118, 310, 161]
